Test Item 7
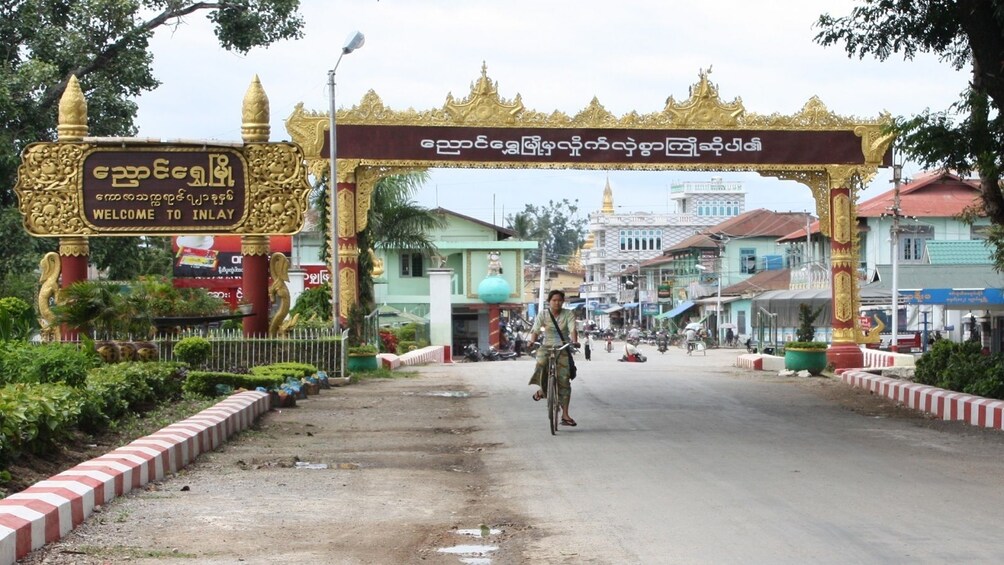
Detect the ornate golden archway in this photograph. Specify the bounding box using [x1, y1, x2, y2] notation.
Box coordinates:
[286, 65, 893, 369]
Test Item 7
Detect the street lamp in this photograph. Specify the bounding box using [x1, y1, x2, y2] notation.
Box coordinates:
[328, 30, 365, 332]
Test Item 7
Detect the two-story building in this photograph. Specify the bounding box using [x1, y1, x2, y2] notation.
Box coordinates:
[372, 207, 537, 353]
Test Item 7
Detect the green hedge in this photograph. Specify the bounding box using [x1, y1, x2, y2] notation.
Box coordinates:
[184, 370, 285, 398]
[915, 340, 1004, 399]
[0, 342, 100, 387]
[77, 362, 187, 433]
[0, 383, 84, 465]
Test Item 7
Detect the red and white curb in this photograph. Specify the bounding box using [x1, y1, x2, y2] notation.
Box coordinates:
[0, 390, 270, 564]
[841, 370, 1004, 429]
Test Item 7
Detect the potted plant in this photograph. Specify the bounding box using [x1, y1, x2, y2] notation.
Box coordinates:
[784, 303, 829, 375]
[346, 343, 379, 372]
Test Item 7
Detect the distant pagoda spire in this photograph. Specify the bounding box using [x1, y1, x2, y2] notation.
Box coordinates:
[601, 176, 614, 214]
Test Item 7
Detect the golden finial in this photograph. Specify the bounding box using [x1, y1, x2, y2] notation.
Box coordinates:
[242, 75, 271, 142]
[57, 75, 88, 141]
[601, 176, 615, 214]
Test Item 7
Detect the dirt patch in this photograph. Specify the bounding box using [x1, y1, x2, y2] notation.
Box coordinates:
[17, 371, 534, 564]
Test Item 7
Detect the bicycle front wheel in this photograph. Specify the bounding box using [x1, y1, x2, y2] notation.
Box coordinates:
[547, 364, 559, 435]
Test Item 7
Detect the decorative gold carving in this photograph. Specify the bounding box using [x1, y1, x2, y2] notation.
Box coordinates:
[353, 165, 428, 233]
[832, 327, 858, 343]
[337, 187, 354, 239]
[856, 123, 895, 165]
[369, 248, 384, 277]
[335, 159, 360, 184]
[59, 236, 89, 257]
[445, 62, 525, 124]
[287, 66, 891, 134]
[242, 75, 271, 143]
[833, 193, 852, 244]
[338, 267, 356, 320]
[763, 169, 830, 236]
[241, 235, 269, 256]
[234, 143, 312, 234]
[38, 252, 61, 342]
[664, 68, 744, 127]
[834, 272, 854, 322]
[268, 252, 296, 336]
[16, 142, 312, 237]
[58, 76, 88, 141]
[859, 314, 884, 344]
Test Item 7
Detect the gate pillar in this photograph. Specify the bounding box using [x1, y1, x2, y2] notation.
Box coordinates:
[826, 178, 864, 370]
[334, 172, 360, 325]
[58, 237, 89, 340]
[241, 235, 270, 336]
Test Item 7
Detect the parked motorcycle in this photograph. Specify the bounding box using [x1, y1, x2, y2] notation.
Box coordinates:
[462, 343, 484, 362]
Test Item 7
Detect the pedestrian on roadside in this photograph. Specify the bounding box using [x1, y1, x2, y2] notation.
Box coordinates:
[584, 334, 592, 360]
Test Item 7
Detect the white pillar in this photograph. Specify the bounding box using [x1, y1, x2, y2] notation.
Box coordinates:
[288, 268, 306, 311]
[428, 268, 454, 357]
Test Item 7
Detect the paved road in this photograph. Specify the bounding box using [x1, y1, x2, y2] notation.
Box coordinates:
[22, 344, 1004, 564]
[463, 344, 1004, 564]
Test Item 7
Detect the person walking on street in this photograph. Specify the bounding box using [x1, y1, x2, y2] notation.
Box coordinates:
[584, 334, 592, 360]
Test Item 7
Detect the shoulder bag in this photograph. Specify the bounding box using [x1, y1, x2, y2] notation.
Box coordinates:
[547, 310, 577, 380]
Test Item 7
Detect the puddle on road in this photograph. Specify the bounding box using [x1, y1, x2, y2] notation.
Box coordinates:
[437, 526, 501, 563]
[404, 391, 471, 398]
[456, 528, 501, 537]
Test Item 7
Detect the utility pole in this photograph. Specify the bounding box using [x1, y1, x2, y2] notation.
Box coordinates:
[888, 160, 904, 352]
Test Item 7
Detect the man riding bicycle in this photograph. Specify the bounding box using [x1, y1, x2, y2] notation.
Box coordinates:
[527, 290, 579, 427]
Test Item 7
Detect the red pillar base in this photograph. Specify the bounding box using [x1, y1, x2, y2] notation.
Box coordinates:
[826, 343, 863, 371]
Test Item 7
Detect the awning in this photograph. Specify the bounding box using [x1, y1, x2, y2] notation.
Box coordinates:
[562, 301, 585, 310]
[622, 302, 639, 309]
[603, 305, 624, 314]
[655, 300, 695, 319]
[693, 296, 742, 305]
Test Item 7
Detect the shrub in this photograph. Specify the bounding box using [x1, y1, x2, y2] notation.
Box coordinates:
[0, 383, 84, 463]
[184, 370, 284, 397]
[290, 284, 331, 322]
[0, 297, 36, 341]
[379, 329, 398, 354]
[78, 362, 186, 433]
[0, 342, 98, 387]
[174, 337, 212, 367]
[915, 340, 1004, 399]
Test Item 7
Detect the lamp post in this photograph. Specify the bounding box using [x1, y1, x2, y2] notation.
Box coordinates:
[888, 159, 903, 351]
[328, 31, 365, 333]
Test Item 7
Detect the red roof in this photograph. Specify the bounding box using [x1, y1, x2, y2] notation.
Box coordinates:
[856, 170, 981, 218]
[667, 209, 813, 252]
[776, 170, 982, 243]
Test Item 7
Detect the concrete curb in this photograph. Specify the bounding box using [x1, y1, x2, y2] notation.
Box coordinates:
[0, 390, 270, 565]
[841, 370, 1004, 429]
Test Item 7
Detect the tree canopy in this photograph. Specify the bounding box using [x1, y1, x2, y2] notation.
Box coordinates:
[506, 199, 586, 266]
[816, 0, 1004, 269]
[0, 0, 305, 295]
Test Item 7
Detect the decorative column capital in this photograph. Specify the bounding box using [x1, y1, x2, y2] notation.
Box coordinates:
[59, 236, 89, 257]
[241, 235, 270, 256]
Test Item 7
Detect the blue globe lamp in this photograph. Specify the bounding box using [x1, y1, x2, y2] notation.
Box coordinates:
[477, 275, 511, 304]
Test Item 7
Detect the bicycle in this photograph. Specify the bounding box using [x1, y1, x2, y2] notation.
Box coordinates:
[534, 342, 574, 435]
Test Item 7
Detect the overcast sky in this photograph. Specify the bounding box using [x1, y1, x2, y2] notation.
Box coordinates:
[133, 0, 967, 226]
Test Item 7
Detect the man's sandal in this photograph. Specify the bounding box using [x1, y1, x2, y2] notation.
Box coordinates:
[561, 417, 577, 426]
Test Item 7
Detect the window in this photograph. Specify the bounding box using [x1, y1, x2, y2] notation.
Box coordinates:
[899, 225, 933, 263]
[740, 248, 757, 274]
[618, 229, 662, 251]
[399, 252, 424, 277]
[737, 310, 746, 335]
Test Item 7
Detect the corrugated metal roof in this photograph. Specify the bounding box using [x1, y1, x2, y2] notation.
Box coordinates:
[868, 264, 1003, 289]
[924, 240, 994, 265]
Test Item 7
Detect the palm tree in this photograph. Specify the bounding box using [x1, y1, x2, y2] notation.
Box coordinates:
[358, 172, 446, 308]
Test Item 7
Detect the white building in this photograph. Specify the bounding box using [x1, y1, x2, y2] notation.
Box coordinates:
[580, 177, 746, 320]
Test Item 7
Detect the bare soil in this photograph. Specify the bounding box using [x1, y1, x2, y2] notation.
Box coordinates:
[13, 368, 999, 564]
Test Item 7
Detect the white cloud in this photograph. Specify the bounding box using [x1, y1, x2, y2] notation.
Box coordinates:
[132, 0, 968, 222]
